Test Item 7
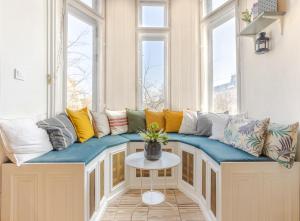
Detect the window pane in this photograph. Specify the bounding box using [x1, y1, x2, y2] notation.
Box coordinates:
[141, 40, 165, 110]
[212, 17, 237, 114]
[204, 0, 228, 16]
[67, 13, 95, 110]
[141, 5, 166, 27]
[80, 0, 94, 8]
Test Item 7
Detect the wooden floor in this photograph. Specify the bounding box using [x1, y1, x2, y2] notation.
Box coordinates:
[100, 189, 207, 221]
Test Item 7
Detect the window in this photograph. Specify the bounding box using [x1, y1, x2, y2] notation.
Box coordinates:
[139, 37, 166, 110]
[211, 17, 237, 113]
[201, 3, 239, 114]
[203, 0, 229, 17]
[80, 0, 97, 9]
[66, 9, 97, 110]
[65, 0, 104, 111]
[139, 1, 167, 27]
[137, 1, 169, 110]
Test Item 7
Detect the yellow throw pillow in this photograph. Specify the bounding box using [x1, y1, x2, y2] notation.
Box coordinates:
[66, 107, 95, 143]
[164, 110, 183, 133]
[145, 109, 165, 131]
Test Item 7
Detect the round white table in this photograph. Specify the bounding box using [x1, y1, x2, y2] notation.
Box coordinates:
[126, 151, 181, 205]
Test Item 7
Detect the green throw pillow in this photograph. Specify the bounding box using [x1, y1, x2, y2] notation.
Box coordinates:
[126, 109, 146, 133]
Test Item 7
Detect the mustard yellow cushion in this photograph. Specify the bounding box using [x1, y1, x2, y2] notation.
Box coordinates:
[164, 110, 183, 133]
[66, 107, 95, 143]
[145, 109, 165, 131]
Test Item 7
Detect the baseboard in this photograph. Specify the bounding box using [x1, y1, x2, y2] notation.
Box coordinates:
[91, 199, 108, 221]
[107, 186, 130, 202]
[93, 187, 130, 221]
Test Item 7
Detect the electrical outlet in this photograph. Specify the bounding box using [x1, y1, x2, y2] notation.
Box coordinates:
[14, 69, 24, 81]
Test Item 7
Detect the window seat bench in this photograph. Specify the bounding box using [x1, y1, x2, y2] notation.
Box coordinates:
[27, 135, 129, 164]
[121, 133, 273, 164]
[27, 133, 272, 165]
[2, 134, 299, 221]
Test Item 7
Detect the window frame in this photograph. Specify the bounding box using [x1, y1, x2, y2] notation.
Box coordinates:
[137, 32, 170, 110]
[138, 0, 169, 28]
[201, 1, 240, 113]
[76, 0, 105, 16]
[136, 0, 170, 110]
[202, 0, 234, 19]
[79, 0, 97, 9]
[63, 0, 104, 111]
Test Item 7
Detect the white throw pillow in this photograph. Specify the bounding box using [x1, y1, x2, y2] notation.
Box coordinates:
[208, 113, 230, 141]
[105, 109, 128, 135]
[179, 110, 198, 134]
[0, 118, 53, 166]
[91, 112, 111, 138]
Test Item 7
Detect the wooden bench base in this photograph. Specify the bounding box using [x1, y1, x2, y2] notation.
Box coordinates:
[2, 142, 299, 221]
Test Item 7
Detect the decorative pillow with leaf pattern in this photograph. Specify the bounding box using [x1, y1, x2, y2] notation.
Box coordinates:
[263, 122, 299, 168]
[223, 118, 270, 157]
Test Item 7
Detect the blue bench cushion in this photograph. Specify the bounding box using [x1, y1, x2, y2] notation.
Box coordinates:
[27, 133, 272, 165]
[120, 133, 188, 142]
[180, 135, 272, 164]
[27, 135, 129, 165]
[122, 133, 271, 164]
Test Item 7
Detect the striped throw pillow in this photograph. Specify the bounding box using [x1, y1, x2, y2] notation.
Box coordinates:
[105, 109, 128, 135]
[37, 113, 77, 150]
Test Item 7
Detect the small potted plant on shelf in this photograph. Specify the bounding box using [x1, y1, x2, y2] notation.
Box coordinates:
[241, 9, 252, 24]
[139, 122, 168, 161]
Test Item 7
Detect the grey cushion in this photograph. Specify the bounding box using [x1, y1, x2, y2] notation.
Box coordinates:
[37, 113, 77, 150]
[195, 112, 212, 136]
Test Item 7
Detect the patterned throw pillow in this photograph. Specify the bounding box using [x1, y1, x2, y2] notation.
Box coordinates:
[37, 113, 77, 150]
[263, 122, 299, 168]
[106, 109, 128, 135]
[223, 118, 270, 157]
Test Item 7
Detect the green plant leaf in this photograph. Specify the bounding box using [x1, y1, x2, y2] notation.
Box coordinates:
[138, 122, 169, 145]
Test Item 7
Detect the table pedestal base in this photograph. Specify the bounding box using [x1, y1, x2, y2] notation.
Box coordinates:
[142, 191, 165, 205]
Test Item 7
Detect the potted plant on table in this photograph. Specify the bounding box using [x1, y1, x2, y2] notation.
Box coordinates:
[139, 122, 169, 161]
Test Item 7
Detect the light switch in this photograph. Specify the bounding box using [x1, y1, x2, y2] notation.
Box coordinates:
[14, 69, 24, 81]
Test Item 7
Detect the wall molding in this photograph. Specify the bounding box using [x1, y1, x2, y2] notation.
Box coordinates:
[47, 0, 57, 117]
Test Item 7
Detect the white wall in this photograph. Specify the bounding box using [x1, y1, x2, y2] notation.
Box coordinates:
[0, 0, 48, 215]
[105, 0, 136, 110]
[170, 0, 200, 110]
[240, 0, 300, 160]
[0, 0, 48, 119]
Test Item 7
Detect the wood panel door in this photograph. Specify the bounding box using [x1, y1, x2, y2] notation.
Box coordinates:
[182, 150, 194, 186]
[99, 160, 105, 201]
[112, 151, 125, 187]
[202, 160, 206, 199]
[89, 169, 96, 219]
[211, 169, 217, 216]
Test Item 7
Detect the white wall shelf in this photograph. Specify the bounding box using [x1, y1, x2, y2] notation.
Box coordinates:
[240, 11, 286, 37]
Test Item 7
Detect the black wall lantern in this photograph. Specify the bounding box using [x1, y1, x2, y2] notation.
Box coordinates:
[255, 32, 270, 54]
